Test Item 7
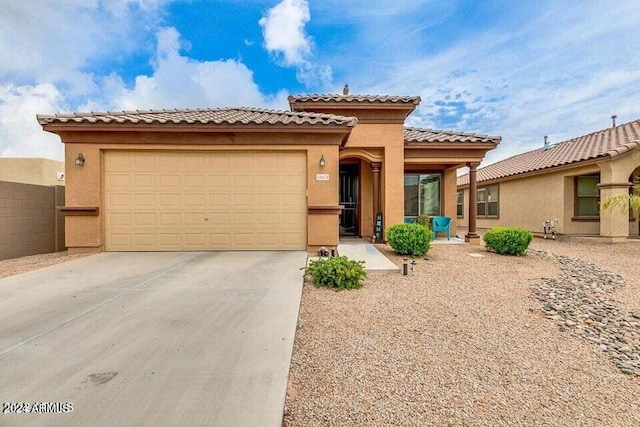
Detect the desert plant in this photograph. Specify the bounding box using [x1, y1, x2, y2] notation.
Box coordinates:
[416, 215, 431, 229]
[483, 227, 533, 256]
[386, 223, 433, 257]
[603, 183, 640, 219]
[306, 256, 366, 290]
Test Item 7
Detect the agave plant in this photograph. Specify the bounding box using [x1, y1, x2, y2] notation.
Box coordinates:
[602, 184, 640, 219]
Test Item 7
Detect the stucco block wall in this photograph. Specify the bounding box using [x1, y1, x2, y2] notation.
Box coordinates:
[458, 164, 601, 235]
[0, 158, 65, 186]
[0, 180, 65, 260]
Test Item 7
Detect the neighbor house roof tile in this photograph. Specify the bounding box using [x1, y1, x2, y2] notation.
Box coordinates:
[37, 107, 358, 127]
[457, 119, 640, 186]
[288, 94, 421, 105]
[404, 127, 501, 144]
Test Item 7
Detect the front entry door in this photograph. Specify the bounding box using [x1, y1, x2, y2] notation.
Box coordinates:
[339, 164, 359, 236]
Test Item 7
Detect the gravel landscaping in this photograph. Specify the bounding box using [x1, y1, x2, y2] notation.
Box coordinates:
[0, 251, 90, 279]
[284, 238, 640, 426]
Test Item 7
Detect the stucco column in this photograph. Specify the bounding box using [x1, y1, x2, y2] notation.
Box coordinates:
[371, 162, 382, 242]
[465, 162, 481, 244]
[599, 181, 631, 242]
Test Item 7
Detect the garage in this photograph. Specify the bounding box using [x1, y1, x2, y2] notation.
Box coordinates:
[104, 150, 307, 251]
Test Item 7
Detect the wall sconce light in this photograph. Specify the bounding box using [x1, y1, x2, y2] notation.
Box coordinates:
[319, 155, 325, 168]
[75, 153, 85, 166]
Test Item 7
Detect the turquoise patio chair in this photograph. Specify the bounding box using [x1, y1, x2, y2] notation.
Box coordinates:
[432, 216, 452, 240]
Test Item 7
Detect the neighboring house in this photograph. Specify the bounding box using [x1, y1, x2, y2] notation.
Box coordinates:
[457, 118, 640, 242]
[37, 91, 500, 254]
[0, 157, 65, 186]
[0, 158, 66, 260]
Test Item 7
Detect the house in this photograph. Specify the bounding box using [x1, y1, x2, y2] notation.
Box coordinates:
[0, 157, 65, 186]
[457, 118, 640, 242]
[37, 90, 500, 254]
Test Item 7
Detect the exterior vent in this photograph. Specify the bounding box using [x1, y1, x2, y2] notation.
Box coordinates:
[543, 135, 550, 150]
[343, 84, 349, 96]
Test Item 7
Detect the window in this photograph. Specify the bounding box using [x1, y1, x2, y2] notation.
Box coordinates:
[404, 173, 441, 220]
[575, 174, 600, 218]
[477, 185, 499, 218]
[457, 191, 464, 218]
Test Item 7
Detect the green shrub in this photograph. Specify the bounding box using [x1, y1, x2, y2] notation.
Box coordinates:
[416, 215, 431, 229]
[386, 223, 433, 257]
[483, 227, 533, 255]
[306, 256, 366, 290]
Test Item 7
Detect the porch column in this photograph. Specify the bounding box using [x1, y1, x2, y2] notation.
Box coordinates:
[599, 181, 632, 242]
[465, 162, 481, 244]
[372, 162, 382, 242]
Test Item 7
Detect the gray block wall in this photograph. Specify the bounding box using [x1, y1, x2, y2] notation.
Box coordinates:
[0, 180, 66, 260]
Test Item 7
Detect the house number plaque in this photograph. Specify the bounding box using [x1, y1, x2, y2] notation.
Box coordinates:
[315, 174, 330, 181]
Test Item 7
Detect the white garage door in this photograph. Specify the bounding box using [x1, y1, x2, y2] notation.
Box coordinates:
[104, 151, 307, 251]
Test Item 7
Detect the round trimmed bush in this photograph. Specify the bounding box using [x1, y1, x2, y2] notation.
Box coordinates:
[386, 223, 433, 257]
[306, 256, 366, 290]
[483, 227, 533, 255]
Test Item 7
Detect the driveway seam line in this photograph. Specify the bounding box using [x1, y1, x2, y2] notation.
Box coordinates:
[0, 252, 202, 357]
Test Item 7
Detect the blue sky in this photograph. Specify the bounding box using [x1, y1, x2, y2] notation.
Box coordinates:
[1, 0, 639, 167]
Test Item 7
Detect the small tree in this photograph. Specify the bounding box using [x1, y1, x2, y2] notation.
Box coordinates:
[602, 184, 640, 219]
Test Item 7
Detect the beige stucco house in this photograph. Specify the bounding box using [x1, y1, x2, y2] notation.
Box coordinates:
[0, 158, 65, 186]
[38, 91, 500, 254]
[457, 118, 640, 242]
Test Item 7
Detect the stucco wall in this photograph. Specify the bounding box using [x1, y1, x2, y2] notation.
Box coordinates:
[60, 131, 343, 253]
[0, 158, 65, 186]
[0, 180, 65, 260]
[344, 123, 405, 233]
[458, 163, 601, 236]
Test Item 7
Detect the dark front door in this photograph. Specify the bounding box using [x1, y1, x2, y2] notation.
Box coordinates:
[339, 164, 359, 236]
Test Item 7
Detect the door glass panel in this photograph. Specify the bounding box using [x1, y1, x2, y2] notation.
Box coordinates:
[340, 164, 359, 235]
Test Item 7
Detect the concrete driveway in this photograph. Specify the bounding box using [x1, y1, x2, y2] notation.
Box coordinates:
[0, 251, 307, 427]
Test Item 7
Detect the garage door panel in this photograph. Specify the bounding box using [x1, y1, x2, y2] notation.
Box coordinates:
[134, 194, 157, 207]
[159, 194, 181, 207]
[160, 174, 182, 187]
[132, 153, 157, 171]
[159, 213, 181, 226]
[105, 151, 306, 251]
[184, 194, 206, 207]
[134, 213, 156, 226]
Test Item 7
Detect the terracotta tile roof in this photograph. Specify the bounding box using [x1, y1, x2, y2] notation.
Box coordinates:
[289, 94, 421, 105]
[404, 127, 501, 144]
[37, 107, 358, 127]
[457, 119, 640, 186]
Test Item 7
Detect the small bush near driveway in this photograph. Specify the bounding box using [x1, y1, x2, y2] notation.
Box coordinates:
[306, 256, 366, 290]
[483, 227, 533, 255]
[386, 223, 433, 257]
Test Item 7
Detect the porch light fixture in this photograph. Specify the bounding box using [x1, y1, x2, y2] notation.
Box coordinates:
[319, 155, 326, 168]
[75, 153, 85, 166]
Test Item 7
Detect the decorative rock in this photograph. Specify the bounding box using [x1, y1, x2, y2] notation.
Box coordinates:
[530, 249, 639, 376]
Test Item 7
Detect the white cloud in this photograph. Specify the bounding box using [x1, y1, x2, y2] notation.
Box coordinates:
[259, 0, 332, 87]
[0, 84, 66, 160]
[353, 2, 640, 167]
[108, 27, 289, 110]
[0, 1, 168, 94]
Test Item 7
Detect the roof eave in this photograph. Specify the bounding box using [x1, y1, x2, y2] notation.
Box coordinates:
[39, 122, 356, 135]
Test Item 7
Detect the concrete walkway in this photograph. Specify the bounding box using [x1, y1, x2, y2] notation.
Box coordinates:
[0, 251, 306, 427]
[337, 238, 399, 272]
